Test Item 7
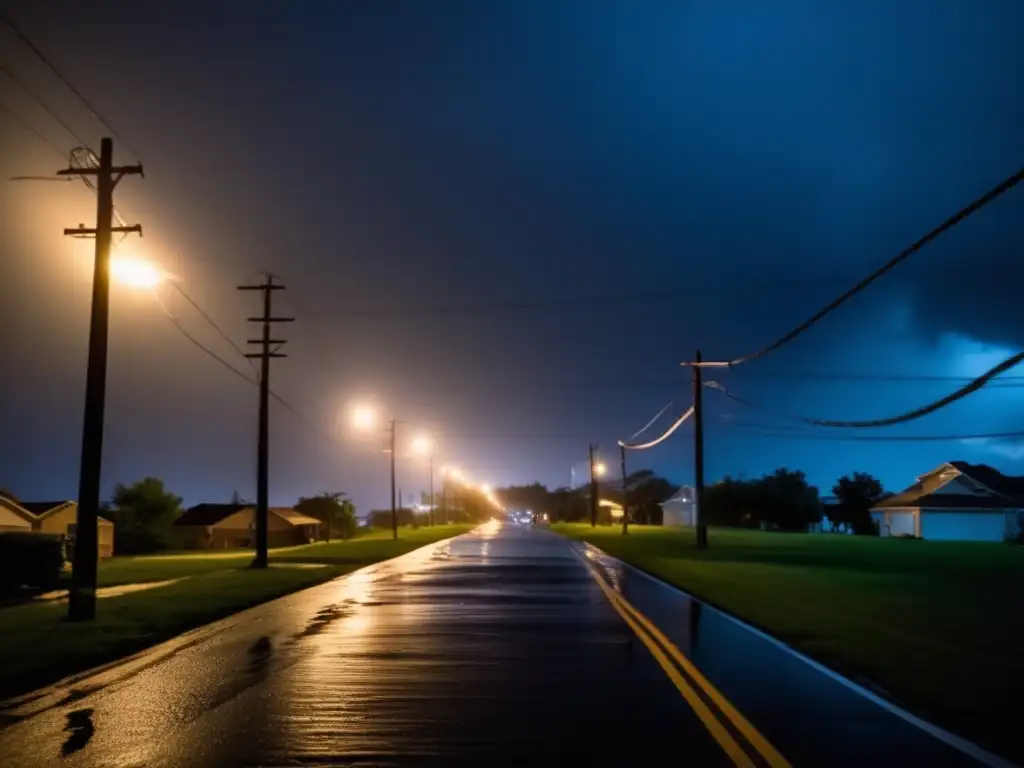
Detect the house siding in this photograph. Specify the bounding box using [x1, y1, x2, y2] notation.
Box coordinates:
[872, 510, 917, 537]
[0, 506, 32, 531]
[176, 508, 316, 550]
[34, 504, 114, 557]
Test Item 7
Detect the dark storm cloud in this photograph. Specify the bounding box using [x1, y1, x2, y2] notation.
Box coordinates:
[1, 0, 1022, 510]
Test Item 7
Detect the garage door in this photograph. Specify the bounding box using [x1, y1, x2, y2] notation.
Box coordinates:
[921, 512, 1006, 542]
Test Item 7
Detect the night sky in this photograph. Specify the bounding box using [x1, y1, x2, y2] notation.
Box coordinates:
[1, 1, 1022, 514]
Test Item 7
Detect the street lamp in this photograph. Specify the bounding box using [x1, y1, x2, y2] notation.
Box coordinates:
[593, 462, 607, 478]
[410, 433, 436, 526]
[349, 400, 399, 540]
[110, 257, 163, 289]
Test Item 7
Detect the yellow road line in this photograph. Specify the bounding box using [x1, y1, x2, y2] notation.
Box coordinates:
[589, 570, 757, 768]
[609, 587, 791, 768]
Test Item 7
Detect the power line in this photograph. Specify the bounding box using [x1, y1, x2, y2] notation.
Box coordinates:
[620, 406, 695, 450]
[166, 280, 257, 373]
[155, 293, 257, 386]
[0, 11, 138, 159]
[716, 424, 1024, 443]
[707, 350, 1024, 428]
[0, 64, 83, 146]
[0, 97, 65, 158]
[721, 165, 1024, 367]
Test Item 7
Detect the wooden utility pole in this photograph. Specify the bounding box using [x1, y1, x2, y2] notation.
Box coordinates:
[693, 349, 708, 549]
[390, 419, 398, 539]
[428, 454, 434, 527]
[589, 443, 598, 528]
[237, 275, 293, 568]
[620, 443, 629, 536]
[60, 138, 142, 621]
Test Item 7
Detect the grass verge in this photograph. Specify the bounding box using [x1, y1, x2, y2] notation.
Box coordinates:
[0, 525, 472, 700]
[553, 523, 1024, 759]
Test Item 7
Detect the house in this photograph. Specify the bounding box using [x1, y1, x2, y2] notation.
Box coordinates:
[0, 496, 33, 532]
[0, 496, 115, 556]
[871, 462, 1024, 542]
[659, 486, 696, 527]
[173, 504, 321, 550]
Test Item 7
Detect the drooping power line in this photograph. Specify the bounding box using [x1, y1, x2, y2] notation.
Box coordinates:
[723, 165, 1024, 367]
[620, 406, 695, 450]
[706, 349, 1024, 428]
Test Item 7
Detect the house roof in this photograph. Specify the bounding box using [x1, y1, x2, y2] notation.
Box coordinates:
[270, 507, 321, 526]
[17, 501, 74, 518]
[175, 503, 247, 527]
[660, 486, 694, 506]
[175, 504, 320, 528]
[875, 461, 1024, 511]
[0, 495, 37, 523]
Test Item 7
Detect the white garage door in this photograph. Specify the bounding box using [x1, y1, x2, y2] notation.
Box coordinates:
[920, 512, 1006, 542]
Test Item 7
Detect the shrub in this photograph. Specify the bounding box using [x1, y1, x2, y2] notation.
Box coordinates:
[0, 532, 66, 594]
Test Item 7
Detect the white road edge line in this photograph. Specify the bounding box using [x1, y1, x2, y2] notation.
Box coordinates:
[577, 541, 1018, 768]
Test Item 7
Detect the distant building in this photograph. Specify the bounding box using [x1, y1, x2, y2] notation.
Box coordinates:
[0, 496, 114, 556]
[173, 504, 320, 549]
[659, 486, 695, 527]
[872, 461, 1024, 542]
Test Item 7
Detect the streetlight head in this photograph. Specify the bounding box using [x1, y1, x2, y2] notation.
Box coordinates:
[111, 257, 162, 289]
[350, 403, 378, 432]
[410, 433, 435, 456]
[594, 461, 607, 477]
[481, 484, 492, 494]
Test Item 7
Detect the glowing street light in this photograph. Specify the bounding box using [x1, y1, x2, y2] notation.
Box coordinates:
[111, 257, 163, 289]
[593, 461, 607, 478]
[350, 402, 379, 432]
[410, 433, 435, 456]
[481, 483, 492, 494]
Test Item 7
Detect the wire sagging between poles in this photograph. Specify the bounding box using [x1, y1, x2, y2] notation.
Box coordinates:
[725, 166, 1024, 367]
[706, 349, 1024, 428]
[625, 400, 673, 441]
[620, 406, 695, 450]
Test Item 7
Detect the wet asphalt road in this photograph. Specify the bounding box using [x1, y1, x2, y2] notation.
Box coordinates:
[0, 523, 1009, 767]
[0, 524, 728, 767]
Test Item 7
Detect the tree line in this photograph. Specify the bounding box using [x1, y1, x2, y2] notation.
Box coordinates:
[492, 468, 886, 535]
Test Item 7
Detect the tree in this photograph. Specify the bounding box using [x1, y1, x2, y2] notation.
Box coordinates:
[626, 471, 675, 525]
[230, 490, 251, 505]
[758, 469, 821, 531]
[109, 477, 183, 554]
[832, 472, 883, 535]
[295, 492, 357, 541]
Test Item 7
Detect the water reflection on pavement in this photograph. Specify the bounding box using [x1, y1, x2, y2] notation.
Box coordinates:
[0, 524, 728, 767]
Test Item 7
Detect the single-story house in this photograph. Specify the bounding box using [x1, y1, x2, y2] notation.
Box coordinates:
[173, 503, 321, 550]
[872, 461, 1024, 542]
[659, 486, 696, 527]
[598, 499, 624, 521]
[0, 496, 114, 556]
[0, 496, 33, 532]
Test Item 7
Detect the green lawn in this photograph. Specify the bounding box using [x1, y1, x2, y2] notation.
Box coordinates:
[554, 524, 1024, 758]
[0, 525, 472, 700]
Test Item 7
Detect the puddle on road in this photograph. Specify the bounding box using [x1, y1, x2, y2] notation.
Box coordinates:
[293, 601, 356, 639]
[61, 708, 94, 757]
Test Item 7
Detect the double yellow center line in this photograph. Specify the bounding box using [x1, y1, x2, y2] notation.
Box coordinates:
[587, 562, 791, 768]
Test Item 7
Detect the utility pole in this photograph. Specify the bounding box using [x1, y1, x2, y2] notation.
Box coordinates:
[693, 349, 708, 549]
[237, 275, 293, 568]
[428, 454, 434, 527]
[620, 443, 629, 536]
[589, 443, 598, 528]
[61, 138, 142, 621]
[390, 419, 398, 540]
